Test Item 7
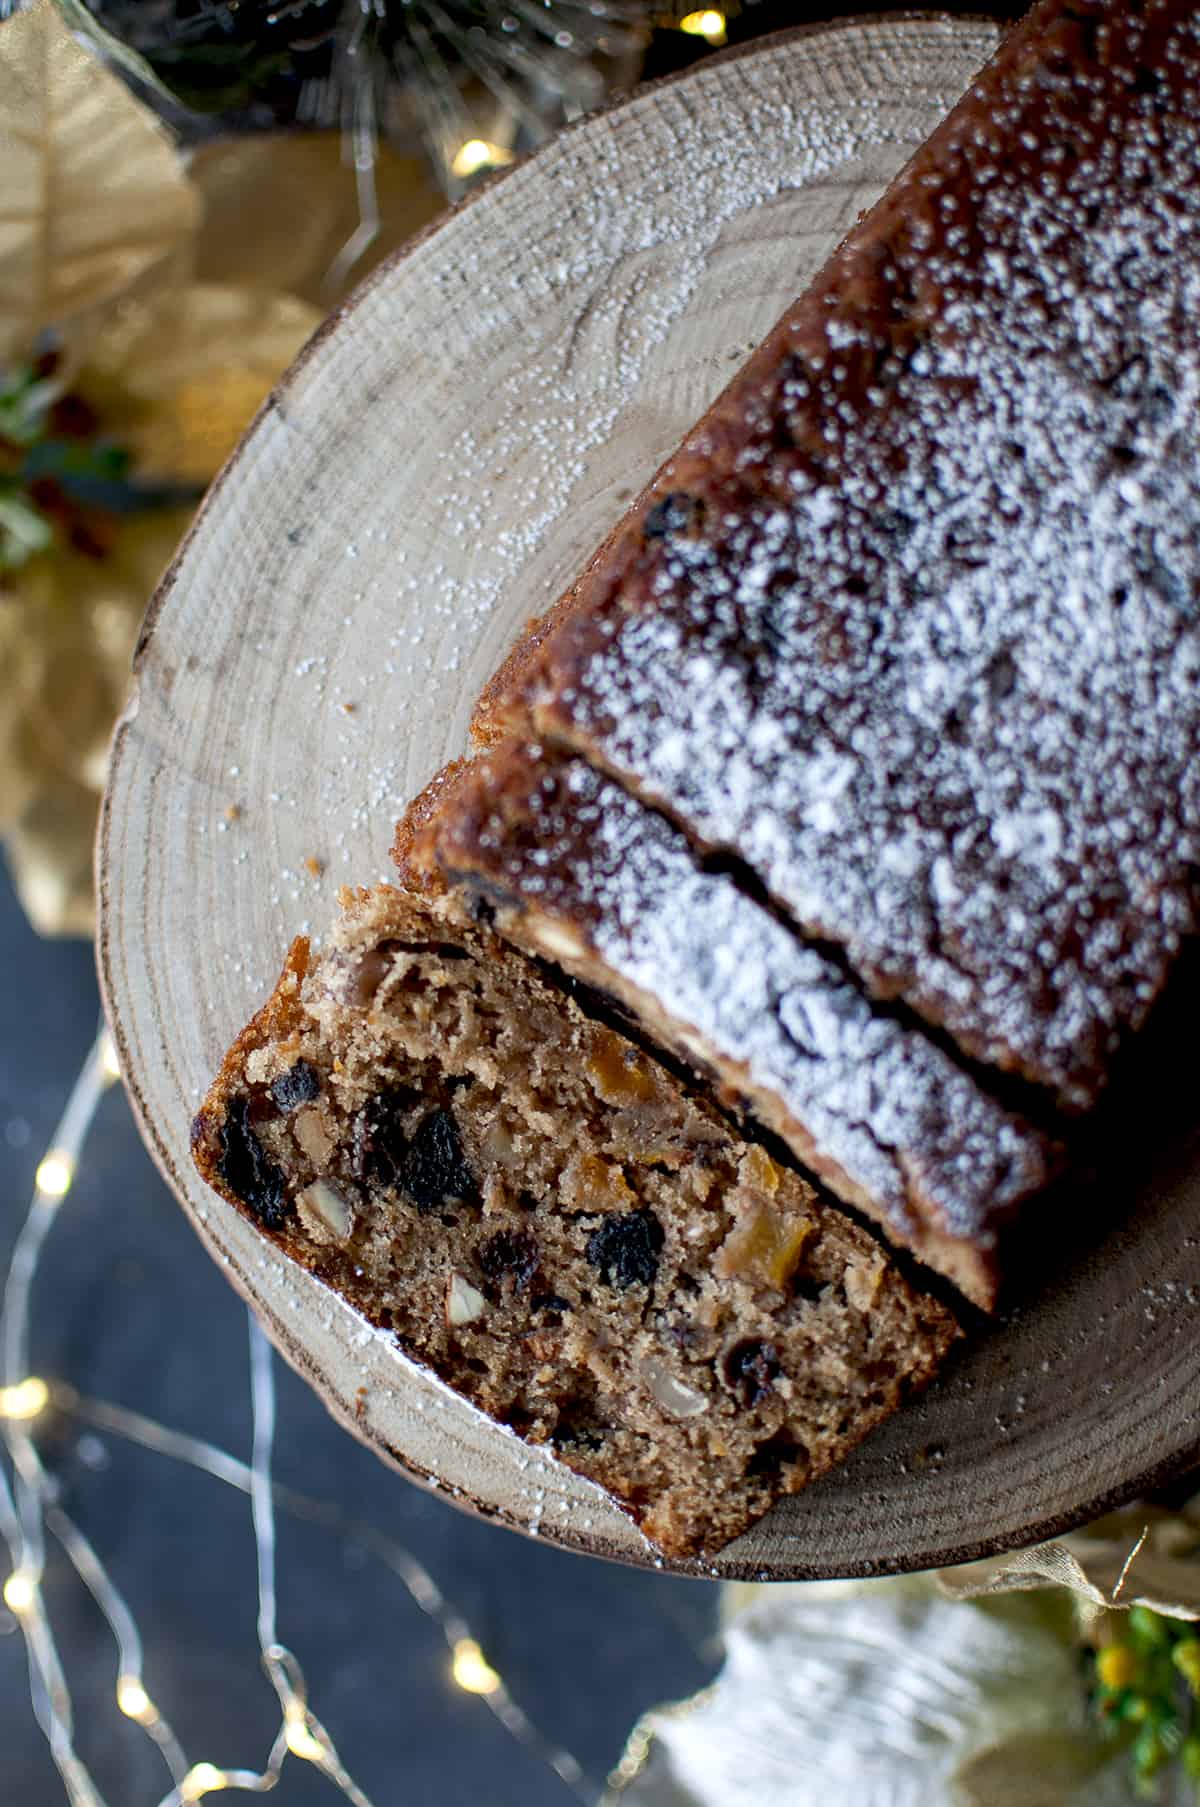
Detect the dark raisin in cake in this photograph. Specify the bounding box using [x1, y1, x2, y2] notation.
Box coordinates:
[396, 743, 1056, 1307]
[192, 884, 957, 1557]
[475, 0, 1200, 1113]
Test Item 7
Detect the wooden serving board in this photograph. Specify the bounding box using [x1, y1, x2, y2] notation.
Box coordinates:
[98, 17, 1200, 1580]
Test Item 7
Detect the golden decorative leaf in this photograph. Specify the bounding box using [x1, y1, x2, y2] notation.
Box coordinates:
[0, 0, 200, 364]
[0, 648, 41, 830]
[0, 505, 192, 833]
[81, 283, 321, 483]
[4, 773, 99, 938]
[953, 1730, 1120, 1807]
[189, 133, 444, 308]
[938, 1505, 1200, 1621]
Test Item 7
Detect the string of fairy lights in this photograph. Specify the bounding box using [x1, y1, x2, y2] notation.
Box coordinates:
[0, 1025, 596, 1805]
[356, 9, 733, 189]
[444, 4, 730, 177]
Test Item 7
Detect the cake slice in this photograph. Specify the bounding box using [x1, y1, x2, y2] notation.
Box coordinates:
[396, 742, 1057, 1308]
[475, 0, 1200, 1113]
[192, 883, 958, 1558]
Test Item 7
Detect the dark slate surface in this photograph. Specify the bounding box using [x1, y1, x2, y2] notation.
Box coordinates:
[0, 864, 718, 1805]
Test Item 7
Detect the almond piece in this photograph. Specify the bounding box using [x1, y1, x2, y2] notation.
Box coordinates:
[297, 1179, 352, 1242]
[445, 1271, 487, 1329]
[527, 918, 587, 963]
[639, 1357, 709, 1420]
[293, 1105, 333, 1168]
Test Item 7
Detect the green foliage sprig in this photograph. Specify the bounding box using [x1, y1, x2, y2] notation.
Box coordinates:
[1091, 1605, 1200, 1798]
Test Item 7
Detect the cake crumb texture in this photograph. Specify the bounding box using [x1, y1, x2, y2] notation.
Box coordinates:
[398, 742, 1058, 1307]
[192, 885, 957, 1557]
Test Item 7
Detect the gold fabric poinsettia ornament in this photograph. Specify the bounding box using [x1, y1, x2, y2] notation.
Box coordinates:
[0, 0, 441, 933]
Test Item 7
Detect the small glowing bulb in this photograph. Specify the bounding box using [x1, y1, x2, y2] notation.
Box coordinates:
[451, 1637, 501, 1695]
[0, 1377, 48, 1421]
[117, 1676, 153, 1722]
[4, 1570, 37, 1614]
[450, 138, 514, 178]
[35, 1153, 73, 1199]
[284, 1715, 327, 1763]
[680, 9, 726, 42]
[181, 1763, 228, 1801]
[100, 1036, 121, 1081]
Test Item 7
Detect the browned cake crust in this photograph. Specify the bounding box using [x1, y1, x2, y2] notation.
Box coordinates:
[192, 884, 958, 1557]
[396, 742, 1057, 1307]
[475, 0, 1200, 1114]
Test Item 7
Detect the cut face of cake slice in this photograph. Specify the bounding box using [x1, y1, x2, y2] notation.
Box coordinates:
[396, 743, 1057, 1309]
[192, 884, 958, 1558]
[475, 0, 1200, 1113]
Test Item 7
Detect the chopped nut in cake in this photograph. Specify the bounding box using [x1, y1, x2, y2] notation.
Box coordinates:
[396, 743, 1056, 1307]
[192, 884, 957, 1558]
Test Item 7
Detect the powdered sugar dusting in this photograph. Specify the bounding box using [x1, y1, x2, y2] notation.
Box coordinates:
[419, 62, 967, 662]
[528, 0, 1200, 1109]
[449, 753, 1053, 1275]
[262, 43, 989, 893]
